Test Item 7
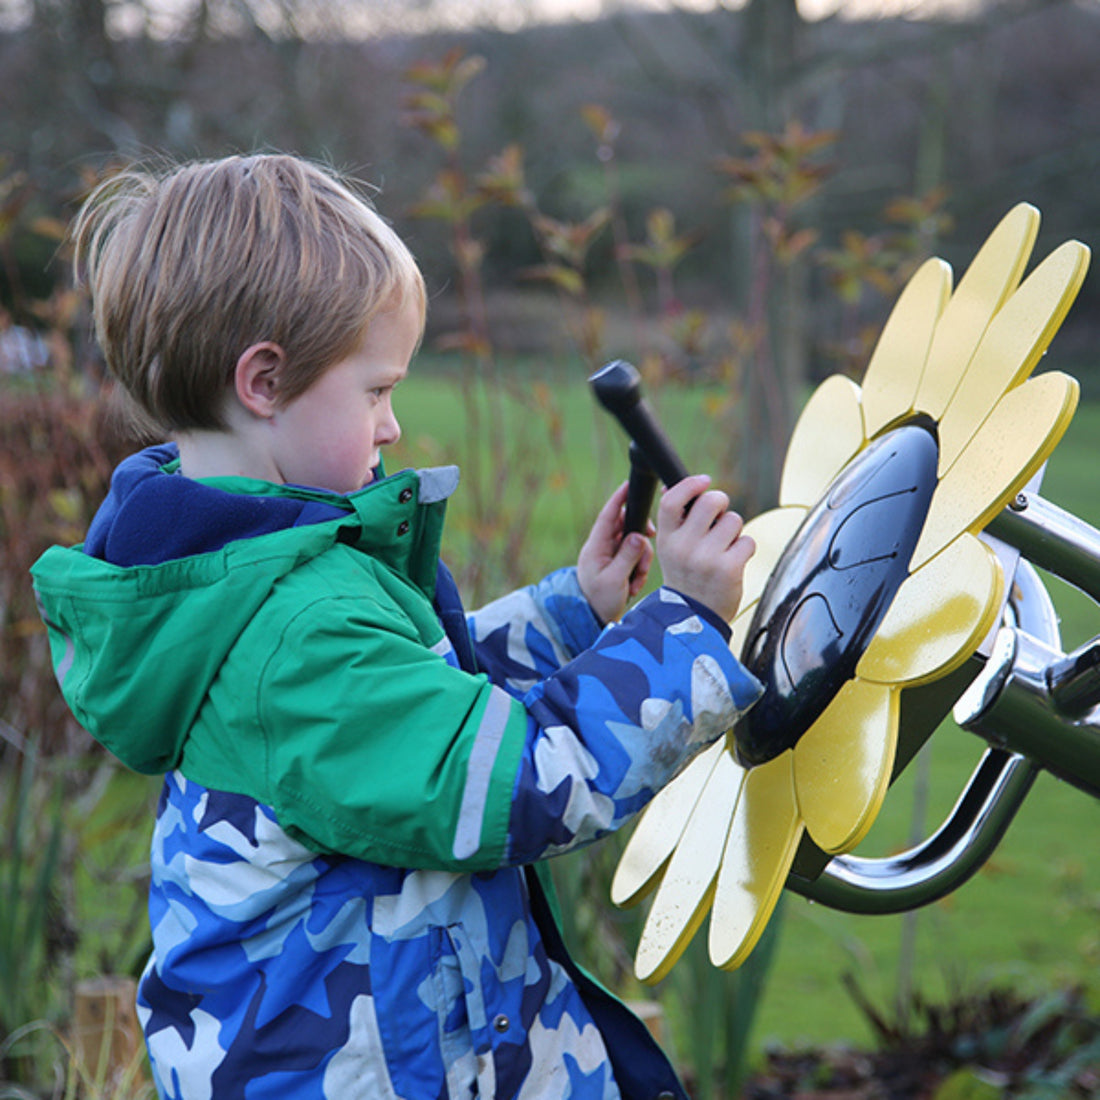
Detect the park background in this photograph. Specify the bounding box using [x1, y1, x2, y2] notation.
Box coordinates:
[1, 0, 1099, 1095]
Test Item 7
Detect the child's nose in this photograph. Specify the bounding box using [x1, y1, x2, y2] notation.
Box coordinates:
[379, 407, 401, 446]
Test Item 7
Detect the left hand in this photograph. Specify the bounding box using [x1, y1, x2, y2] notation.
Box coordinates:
[577, 481, 655, 624]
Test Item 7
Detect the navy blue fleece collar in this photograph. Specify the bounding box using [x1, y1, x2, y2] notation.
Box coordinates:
[84, 443, 349, 567]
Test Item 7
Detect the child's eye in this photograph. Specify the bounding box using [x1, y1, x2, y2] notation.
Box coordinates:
[369, 378, 401, 400]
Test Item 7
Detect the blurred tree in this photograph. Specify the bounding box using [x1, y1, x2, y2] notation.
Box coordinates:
[604, 0, 1091, 504]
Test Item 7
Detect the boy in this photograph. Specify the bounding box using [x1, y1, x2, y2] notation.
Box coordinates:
[32, 154, 762, 1100]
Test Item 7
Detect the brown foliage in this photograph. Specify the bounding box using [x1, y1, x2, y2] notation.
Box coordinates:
[0, 381, 138, 756]
[744, 984, 1100, 1099]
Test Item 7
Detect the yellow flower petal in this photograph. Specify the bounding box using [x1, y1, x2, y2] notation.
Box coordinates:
[913, 203, 1040, 421]
[861, 257, 952, 439]
[634, 748, 746, 984]
[858, 534, 1004, 687]
[729, 599, 758, 661]
[793, 679, 898, 854]
[779, 375, 865, 508]
[708, 753, 803, 971]
[611, 740, 725, 908]
[739, 507, 808, 611]
[937, 240, 1091, 475]
[911, 370, 1079, 570]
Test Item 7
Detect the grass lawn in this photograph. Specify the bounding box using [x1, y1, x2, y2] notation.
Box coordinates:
[388, 361, 1100, 1060]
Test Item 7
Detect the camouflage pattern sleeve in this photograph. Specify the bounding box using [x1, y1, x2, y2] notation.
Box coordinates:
[495, 585, 762, 864]
[468, 567, 605, 690]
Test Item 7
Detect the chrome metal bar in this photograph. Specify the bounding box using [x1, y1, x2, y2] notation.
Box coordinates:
[955, 627, 1100, 798]
[788, 558, 1055, 913]
[1047, 639, 1100, 718]
[988, 492, 1100, 604]
[786, 749, 1037, 914]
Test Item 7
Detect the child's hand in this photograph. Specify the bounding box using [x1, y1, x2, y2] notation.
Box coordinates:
[577, 481, 655, 624]
[656, 474, 755, 624]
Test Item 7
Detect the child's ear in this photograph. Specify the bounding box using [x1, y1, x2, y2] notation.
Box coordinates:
[235, 342, 287, 418]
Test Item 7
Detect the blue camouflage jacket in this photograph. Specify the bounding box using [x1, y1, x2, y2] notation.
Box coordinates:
[31, 445, 763, 1100]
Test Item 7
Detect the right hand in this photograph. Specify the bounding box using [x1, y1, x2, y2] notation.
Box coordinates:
[655, 474, 755, 624]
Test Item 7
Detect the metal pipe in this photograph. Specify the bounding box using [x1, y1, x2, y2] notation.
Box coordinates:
[786, 748, 1037, 913]
[989, 491, 1100, 605]
[1047, 639, 1100, 718]
[787, 558, 1055, 914]
[955, 627, 1100, 799]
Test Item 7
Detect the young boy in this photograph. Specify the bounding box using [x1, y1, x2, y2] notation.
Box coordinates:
[32, 154, 762, 1100]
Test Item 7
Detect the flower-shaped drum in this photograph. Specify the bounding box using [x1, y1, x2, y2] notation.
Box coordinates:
[612, 203, 1091, 983]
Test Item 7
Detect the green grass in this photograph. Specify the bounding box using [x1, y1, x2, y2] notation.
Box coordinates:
[390, 363, 1100, 1060]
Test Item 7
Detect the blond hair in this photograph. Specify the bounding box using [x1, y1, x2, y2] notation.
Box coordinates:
[72, 154, 426, 431]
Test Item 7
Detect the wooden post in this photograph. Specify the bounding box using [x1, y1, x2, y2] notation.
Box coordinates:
[626, 999, 670, 1047]
[72, 976, 144, 1089]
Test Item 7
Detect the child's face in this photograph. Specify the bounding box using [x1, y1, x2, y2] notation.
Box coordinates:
[269, 297, 420, 494]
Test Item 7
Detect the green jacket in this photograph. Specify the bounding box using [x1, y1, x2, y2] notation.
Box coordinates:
[34, 464, 537, 869]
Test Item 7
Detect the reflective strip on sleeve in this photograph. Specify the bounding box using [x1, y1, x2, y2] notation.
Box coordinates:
[452, 687, 515, 860]
[34, 594, 76, 689]
[55, 634, 76, 688]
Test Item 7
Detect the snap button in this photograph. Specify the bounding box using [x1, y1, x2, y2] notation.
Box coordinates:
[492, 1014, 510, 1033]
[399, 487, 413, 503]
[396, 520, 410, 536]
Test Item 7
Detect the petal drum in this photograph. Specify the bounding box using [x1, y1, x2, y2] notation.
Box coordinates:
[612, 203, 1091, 982]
